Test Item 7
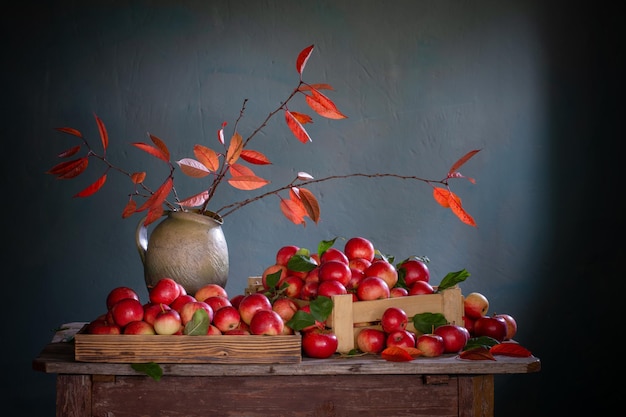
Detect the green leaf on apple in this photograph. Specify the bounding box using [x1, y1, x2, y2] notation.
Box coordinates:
[285, 295, 334, 331]
[131, 362, 163, 381]
[411, 312, 447, 334]
[464, 336, 500, 351]
[266, 270, 283, 289]
[183, 309, 210, 336]
[287, 254, 318, 272]
[436, 269, 470, 292]
[317, 237, 337, 257]
[285, 310, 316, 331]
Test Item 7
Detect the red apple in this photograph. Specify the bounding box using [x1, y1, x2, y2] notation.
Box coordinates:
[348, 257, 372, 273]
[433, 324, 470, 353]
[381, 307, 408, 333]
[474, 315, 507, 342]
[203, 295, 232, 313]
[494, 313, 518, 340]
[462, 315, 476, 336]
[386, 329, 416, 349]
[224, 328, 251, 335]
[305, 266, 320, 283]
[194, 283, 228, 302]
[317, 280, 348, 297]
[143, 302, 171, 326]
[110, 298, 144, 328]
[261, 264, 288, 290]
[390, 287, 409, 297]
[463, 292, 489, 319]
[299, 280, 319, 301]
[356, 276, 390, 301]
[179, 300, 214, 325]
[397, 258, 430, 285]
[169, 294, 197, 313]
[106, 286, 140, 310]
[320, 247, 349, 264]
[149, 278, 181, 305]
[357, 328, 387, 354]
[206, 324, 222, 335]
[408, 281, 435, 295]
[364, 260, 398, 289]
[347, 268, 365, 290]
[344, 237, 375, 262]
[416, 333, 445, 357]
[278, 275, 305, 298]
[229, 294, 245, 309]
[238, 293, 273, 325]
[318, 260, 352, 287]
[212, 305, 241, 332]
[276, 244, 300, 266]
[301, 328, 338, 358]
[153, 309, 182, 335]
[249, 309, 285, 335]
[87, 320, 121, 334]
[123, 320, 156, 335]
[272, 297, 299, 322]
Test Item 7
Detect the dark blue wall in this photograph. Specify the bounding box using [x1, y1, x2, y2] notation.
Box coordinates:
[3, 1, 621, 415]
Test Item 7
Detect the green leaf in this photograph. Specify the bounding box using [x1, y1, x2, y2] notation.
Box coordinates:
[411, 312, 447, 334]
[285, 310, 316, 331]
[183, 309, 209, 336]
[464, 336, 500, 351]
[436, 269, 470, 292]
[131, 362, 163, 381]
[266, 270, 283, 289]
[287, 254, 318, 272]
[317, 238, 337, 257]
[309, 295, 333, 322]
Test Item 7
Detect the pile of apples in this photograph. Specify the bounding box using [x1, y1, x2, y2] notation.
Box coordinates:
[85, 278, 302, 337]
[260, 236, 435, 302]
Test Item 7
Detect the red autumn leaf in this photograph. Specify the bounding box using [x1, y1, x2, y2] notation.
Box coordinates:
[149, 134, 171, 161]
[132, 142, 169, 162]
[293, 187, 320, 224]
[458, 347, 496, 361]
[490, 342, 532, 357]
[448, 194, 477, 227]
[57, 145, 81, 158]
[228, 163, 256, 177]
[305, 87, 347, 120]
[298, 83, 334, 92]
[296, 44, 314, 76]
[131, 172, 146, 184]
[94, 114, 108, 151]
[194, 144, 220, 171]
[121, 199, 137, 219]
[403, 347, 423, 358]
[178, 190, 209, 208]
[226, 132, 243, 165]
[240, 149, 271, 165]
[47, 157, 89, 179]
[289, 111, 314, 125]
[136, 178, 173, 213]
[144, 205, 165, 226]
[381, 346, 415, 362]
[227, 175, 270, 191]
[285, 110, 312, 144]
[177, 158, 212, 178]
[279, 197, 307, 226]
[73, 174, 106, 198]
[448, 149, 481, 176]
[432, 187, 451, 208]
[55, 127, 83, 138]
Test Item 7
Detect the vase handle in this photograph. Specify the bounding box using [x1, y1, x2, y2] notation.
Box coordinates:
[135, 215, 149, 265]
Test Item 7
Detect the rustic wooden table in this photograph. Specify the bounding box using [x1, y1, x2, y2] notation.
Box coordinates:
[33, 328, 540, 417]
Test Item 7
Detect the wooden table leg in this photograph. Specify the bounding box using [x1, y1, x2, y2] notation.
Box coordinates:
[56, 374, 91, 417]
[458, 375, 494, 417]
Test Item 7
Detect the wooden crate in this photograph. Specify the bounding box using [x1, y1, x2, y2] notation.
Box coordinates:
[247, 277, 464, 353]
[74, 326, 301, 364]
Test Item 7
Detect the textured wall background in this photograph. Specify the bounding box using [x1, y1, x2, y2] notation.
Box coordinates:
[2, 1, 621, 415]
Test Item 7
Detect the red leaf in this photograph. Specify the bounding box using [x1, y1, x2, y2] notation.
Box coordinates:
[47, 157, 88, 179]
[285, 110, 312, 143]
[94, 114, 108, 151]
[448, 149, 481, 176]
[279, 198, 307, 226]
[305, 88, 347, 120]
[240, 149, 271, 165]
[149, 134, 171, 161]
[73, 174, 106, 198]
[490, 342, 532, 357]
[144, 205, 165, 226]
[294, 187, 320, 224]
[177, 158, 212, 178]
[136, 178, 173, 213]
[194, 144, 220, 171]
[55, 127, 83, 138]
[298, 83, 334, 92]
[178, 191, 209, 208]
[121, 200, 137, 219]
[296, 44, 314, 75]
[131, 172, 146, 184]
[458, 347, 495, 361]
[381, 346, 414, 362]
[432, 187, 451, 208]
[288, 111, 314, 125]
[448, 194, 477, 227]
[132, 142, 169, 162]
[226, 132, 243, 165]
[227, 175, 270, 191]
[57, 145, 81, 158]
